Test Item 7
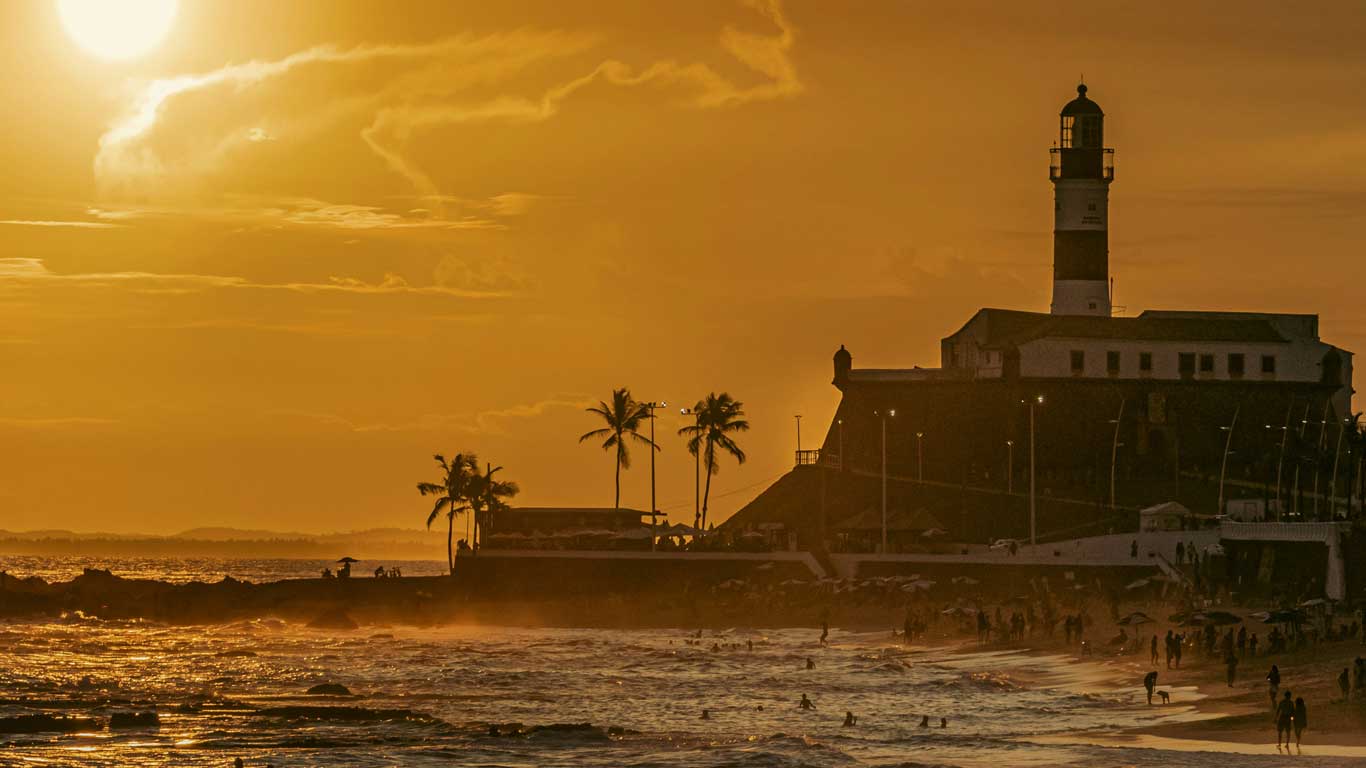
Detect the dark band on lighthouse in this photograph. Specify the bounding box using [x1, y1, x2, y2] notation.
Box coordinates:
[1049, 83, 1114, 316]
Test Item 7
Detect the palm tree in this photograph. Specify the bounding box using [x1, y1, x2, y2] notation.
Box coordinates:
[579, 388, 656, 508]
[469, 462, 520, 549]
[417, 452, 478, 574]
[678, 392, 749, 534]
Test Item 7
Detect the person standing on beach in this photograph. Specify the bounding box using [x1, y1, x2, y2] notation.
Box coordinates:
[1150, 635, 1159, 666]
[1339, 668, 1350, 702]
[820, 620, 829, 645]
[1164, 630, 1174, 669]
[1249, 633, 1259, 657]
[1225, 651, 1238, 687]
[1143, 671, 1158, 705]
[1268, 665, 1281, 708]
[1293, 696, 1307, 750]
[1237, 625, 1247, 657]
[1275, 690, 1295, 750]
[1173, 634, 1183, 668]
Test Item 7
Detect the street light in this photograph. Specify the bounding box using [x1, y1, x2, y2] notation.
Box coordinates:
[1108, 397, 1126, 513]
[643, 401, 667, 550]
[875, 408, 896, 554]
[680, 406, 700, 533]
[1027, 395, 1044, 546]
[837, 418, 844, 470]
[1006, 440, 1014, 494]
[915, 432, 925, 481]
[1217, 405, 1240, 519]
[795, 414, 803, 461]
[1266, 421, 1290, 521]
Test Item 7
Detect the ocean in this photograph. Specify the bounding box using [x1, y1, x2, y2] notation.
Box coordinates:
[0, 555, 449, 584]
[2, 556, 1362, 767]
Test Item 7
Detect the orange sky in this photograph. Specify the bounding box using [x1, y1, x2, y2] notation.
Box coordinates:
[1, 0, 1363, 533]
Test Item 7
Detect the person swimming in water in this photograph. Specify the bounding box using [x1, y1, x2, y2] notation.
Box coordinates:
[806, 657, 815, 670]
[700, 709, 710, 720]
[843, 711, 857, 727]
[940, 717, 947, 728]
[800, 694, 816, 710]
[918, 715, 930, 727]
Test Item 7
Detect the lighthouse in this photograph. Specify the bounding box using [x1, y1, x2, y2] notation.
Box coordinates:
[1049, 84, 1114, 316]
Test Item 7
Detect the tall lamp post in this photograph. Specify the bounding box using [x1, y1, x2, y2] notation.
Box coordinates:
[643, 401, 667, 550]
[1267, 404, 1292, 521]
[1108, 397, 1126, 512]
[1217, 404, 1240, 519]
[795, 414, 803, 459]
[1006, 440, 1014, 494]
[1028, 395, 1043, 546]
[680, 406, 700, 536]
[915, 432, 925, 481]
[875, 409, 896, 554]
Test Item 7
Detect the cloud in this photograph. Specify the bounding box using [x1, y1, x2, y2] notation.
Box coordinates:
[274, 396, 594, 434]
[0, 416, 120, 429]
[0, 219, 122, 229]
[95, 1, 802, 209]
[0, 258, 513, 299]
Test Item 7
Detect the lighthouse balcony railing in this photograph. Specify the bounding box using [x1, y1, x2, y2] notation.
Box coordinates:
[1049, 147, 1114, 181]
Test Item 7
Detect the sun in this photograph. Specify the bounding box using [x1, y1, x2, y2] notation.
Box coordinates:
[58, 0, 178, 61]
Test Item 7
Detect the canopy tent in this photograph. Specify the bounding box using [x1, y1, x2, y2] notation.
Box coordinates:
[1139, 502, 1191, 532]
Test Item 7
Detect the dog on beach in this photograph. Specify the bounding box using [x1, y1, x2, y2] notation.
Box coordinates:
[1156, 690, 1170, 704]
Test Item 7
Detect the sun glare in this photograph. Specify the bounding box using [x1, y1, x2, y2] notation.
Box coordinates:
[58, 0, 178, 61]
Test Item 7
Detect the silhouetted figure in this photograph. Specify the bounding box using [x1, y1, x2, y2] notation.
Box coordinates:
[1340, 668, 1351, 701]
[374, 565, 385, 578]
[918, 715, 929, 727]
[1275, 690, 1294, 750]
[799, 694, 815, 710]
[1294, 696, 1307, 750]
[234, 759, 244, 768]
[1150, 635, 1159, 666]
[806, 657, 815, 670]
[1237, 626, 1247, 657]
[1130, 540, 1138, 558]
[1164, 629, 1174, 669]
[700, 709, 710, 720]
[820, 620, 829, 645]
[1268, 665, 1281, 708]
[940, 717, 947, 728]
[843, 711, 857, 727]
[1226, 652, 1238, 687]
[747, 639, 753, 652]
[1143, 671, 1158, 705]
[1250, 633, 1259, 657]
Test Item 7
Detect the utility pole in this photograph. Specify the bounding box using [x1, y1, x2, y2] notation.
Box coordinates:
[644, 401, 666, 551]
[1006, 440, 1014, 494]
[1029, 395, 1043, 546]
[1217, 405, 1240, 519]
[1109, 397, 1126, 512]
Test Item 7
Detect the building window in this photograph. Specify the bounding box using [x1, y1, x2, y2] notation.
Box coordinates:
[1179, 353, 1195, 378]
[1228, 353, 1245, 378]
[1262, 354, 1277, 375]
[1106, 350, 1120, 375]
[1070, 350, 1085, 375]
[1199, 353, 1215, 373]
[1139, 352, 1153, 373]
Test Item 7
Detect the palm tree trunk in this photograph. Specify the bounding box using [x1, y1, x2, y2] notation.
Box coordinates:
[701, 439, 715, 535]
[614, 441, 622, 509]
[446, 513, 454, 575]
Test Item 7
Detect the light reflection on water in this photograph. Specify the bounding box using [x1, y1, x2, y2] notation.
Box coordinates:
[3, 620, 1360, 767]
[0, 555, 447, 584]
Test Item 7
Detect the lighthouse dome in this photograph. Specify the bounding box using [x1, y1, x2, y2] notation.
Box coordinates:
[1061, 84, 1103, 116]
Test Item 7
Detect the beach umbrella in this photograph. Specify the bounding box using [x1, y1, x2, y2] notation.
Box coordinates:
[1200, 611, 1242, 626]
[336, 557, 359, 564]
[1116, 611, 1154, 626]
[1263, 609, 1306, 624]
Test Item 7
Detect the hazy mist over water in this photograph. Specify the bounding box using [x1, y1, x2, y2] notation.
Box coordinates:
[3, 604, 1362, 767]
